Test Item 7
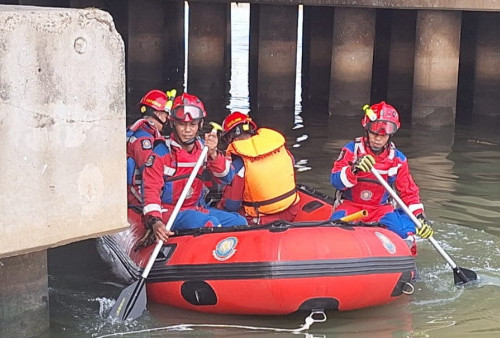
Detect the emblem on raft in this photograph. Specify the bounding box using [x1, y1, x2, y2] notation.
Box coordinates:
[375, 231, 396, 254]
[213, 237, 238, 261]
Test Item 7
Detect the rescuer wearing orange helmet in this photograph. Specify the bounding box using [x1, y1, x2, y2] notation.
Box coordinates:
[330, 101, 434, 246]
[217, 112, 300, 225]
[126, 89, 175, 207]
[141, 93, 247, 242]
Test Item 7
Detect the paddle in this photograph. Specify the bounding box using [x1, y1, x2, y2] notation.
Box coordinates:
[370, 168, 477, 285]
[108, 123, 222, 322]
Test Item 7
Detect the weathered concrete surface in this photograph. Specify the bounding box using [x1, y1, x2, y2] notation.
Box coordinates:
[249, 4, 298, 128]
[0, 6, 127, 258]
[188, 2, 231, 120]
[472, 12, 500, 116]
[0, 250, 49, 337]
[412, 10, 462, 127]
[191, 0, 500, 11]
[329, 7, 375, 116]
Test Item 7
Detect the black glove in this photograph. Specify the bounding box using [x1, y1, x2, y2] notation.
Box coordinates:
[416, 214, 434, 239]
[352, 155, 375, 174]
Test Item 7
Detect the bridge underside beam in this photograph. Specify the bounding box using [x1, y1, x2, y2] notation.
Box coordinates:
[189, 0, 500, 12]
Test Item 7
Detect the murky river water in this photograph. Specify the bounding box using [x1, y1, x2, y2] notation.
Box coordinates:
[46, 115, 500, 338]
[44, 4, 500, 338]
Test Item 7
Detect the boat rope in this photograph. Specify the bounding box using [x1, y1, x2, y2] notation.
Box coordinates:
[95, 310, 327, 337]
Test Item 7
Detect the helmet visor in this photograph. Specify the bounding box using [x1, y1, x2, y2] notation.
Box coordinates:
[367, 120, 398, 135]
[171, 105, 204, 121]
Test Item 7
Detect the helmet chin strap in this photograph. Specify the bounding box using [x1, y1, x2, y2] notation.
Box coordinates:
[149, 112, 168, 129]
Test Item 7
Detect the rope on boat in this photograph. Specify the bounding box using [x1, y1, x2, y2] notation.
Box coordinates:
[95, 310, 327, 337]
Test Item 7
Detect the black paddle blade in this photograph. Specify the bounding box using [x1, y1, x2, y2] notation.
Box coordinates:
[107, 279, 147, 322]
[453, 266, 478, 285]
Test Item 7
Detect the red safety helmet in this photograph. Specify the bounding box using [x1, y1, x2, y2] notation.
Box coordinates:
[222, 111, 257, 134]
[139, 90, 169, 114]
[221, 112, 257, 143]
[170, 93, 207, 122]
[361, 101, 401, 136]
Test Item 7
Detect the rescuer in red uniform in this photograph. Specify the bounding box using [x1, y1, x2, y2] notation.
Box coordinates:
[126, 89, 174, 207]
[217, 112, 300, 225]
[330, 101, 434, 242]
[142, 93, 247, 242]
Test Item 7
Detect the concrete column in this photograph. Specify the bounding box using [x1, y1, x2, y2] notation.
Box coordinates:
[329, 7, 376, 116]
[188, 2, 230, 120]
[386, 10, 416, 124]
[126, 0, 184, 124]
[456, 12, 477, 121]
[371, 9, 390, 105]
[249, 4, 298, 129]
[472, 12, 500, 116]
[301, 6, 334, 114]
[164, 1, 185, 93]
[0, 251, 49, 337]
[412, 10, 462, 127]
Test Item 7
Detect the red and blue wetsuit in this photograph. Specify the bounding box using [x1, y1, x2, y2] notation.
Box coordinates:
[126, 118, 163, 207]
[330, 137, 424, 238]
[142, 136, 247, 230]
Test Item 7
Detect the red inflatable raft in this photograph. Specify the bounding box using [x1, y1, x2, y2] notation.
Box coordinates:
[104, 185, 416, 315]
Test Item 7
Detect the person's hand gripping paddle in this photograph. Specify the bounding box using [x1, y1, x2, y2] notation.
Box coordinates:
[107, 122, 223, 322]
[370, 168, 477, 286]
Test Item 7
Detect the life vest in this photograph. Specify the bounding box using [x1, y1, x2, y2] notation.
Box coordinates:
[126, 119, 161, 204]
[226, 128, 299, 217]
[154, 137, 206, 208]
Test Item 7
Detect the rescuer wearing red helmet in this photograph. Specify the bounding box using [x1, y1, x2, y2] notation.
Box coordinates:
[217, 112, 300, 225]
[126, 89, 176, 207]
[141, 93, 247, 242]
[330, 101, 434, 247]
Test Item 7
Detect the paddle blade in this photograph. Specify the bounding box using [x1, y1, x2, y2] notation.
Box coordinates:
[453, 267, 478, 285]
[107, 279, 147, 322]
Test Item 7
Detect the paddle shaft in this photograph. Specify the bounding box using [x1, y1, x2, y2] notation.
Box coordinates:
[141, 145, 209, 278]
[370, 168, 460, 270]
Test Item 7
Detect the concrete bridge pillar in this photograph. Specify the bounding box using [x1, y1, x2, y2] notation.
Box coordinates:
[0, 5, 125, 335]
[412, 10, 462, 127]
[302, 6, 334, 114]
[188, 2, 231, 120]
[386, 10, 416, 123]
[329, 7, 376, 116]
[124, 0, 184, 123]
[249, 4, 298, 129]
[472, 12, 500, 116]
[0, 251, 49, 338]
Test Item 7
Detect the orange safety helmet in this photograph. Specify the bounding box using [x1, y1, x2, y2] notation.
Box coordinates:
[361, 101, 401, 136]
[170, 93, 207, 122]
[139, 90, 169, 114]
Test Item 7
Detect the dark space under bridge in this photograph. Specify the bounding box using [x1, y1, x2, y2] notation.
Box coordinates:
[6, 0, 500, 128]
